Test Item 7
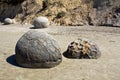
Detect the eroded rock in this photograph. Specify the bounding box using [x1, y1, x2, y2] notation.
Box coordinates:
[15, 30, 62, 68]
[64, 38, 101, 59]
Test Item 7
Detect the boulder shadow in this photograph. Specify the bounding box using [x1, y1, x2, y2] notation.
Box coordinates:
[6, 54, 56, 69]
[6, 54, 23, 68]
[63, 51, 73, 59]
[63, 51, 90, 59]
[29, 26, 36, 29]
[29, 26, 47, 29]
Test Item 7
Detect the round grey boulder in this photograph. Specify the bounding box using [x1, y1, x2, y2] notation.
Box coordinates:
[33, 17, 49, 28]
[64, 38, 101, 59]
[15, 30, 62, 68]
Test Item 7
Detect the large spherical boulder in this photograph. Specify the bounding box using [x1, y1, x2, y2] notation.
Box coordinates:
[33, 17, 49, 28]
[15, 30, 62, 68]
[64, 38, 101, 59]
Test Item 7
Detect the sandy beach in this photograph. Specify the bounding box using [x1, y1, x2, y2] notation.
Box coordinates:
[0, 24, 120, 80]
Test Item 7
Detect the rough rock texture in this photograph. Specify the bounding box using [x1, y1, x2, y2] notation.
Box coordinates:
[64, 38, 101, 59]
[33, 17, 49, 28]
[38, 0, 93, 26]
[15, 30, 62, 68]
[89, 0, 120, 27]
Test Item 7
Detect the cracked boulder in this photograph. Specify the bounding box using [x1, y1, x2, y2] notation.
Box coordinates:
[15, 30, 62, 68]
[64, 38, 101, 59]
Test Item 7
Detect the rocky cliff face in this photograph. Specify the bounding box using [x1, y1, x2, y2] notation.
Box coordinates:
[0, 0, 23, 22]
[38, 0, 93, 26]
[89, 0, 120, 27]
[0, 0, 93, 25]
[0, 0, 120, 27]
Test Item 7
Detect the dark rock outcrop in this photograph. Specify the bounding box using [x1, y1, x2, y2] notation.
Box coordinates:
[0, 0, 24, 5]
[88, 0, 120, 27]
[15, 30, 62, 68]
[0, 0, 42, 23]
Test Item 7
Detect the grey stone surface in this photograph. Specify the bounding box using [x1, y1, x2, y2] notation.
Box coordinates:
[88, 0, 120, 27]
[15, 30, 62, 68]
[4, 18, 14, 24]
[89, 0, 120, 27]
[64, 38, 101, 59]
[33, 17, 49, 28]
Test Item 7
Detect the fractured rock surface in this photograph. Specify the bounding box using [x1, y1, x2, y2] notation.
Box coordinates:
[89, 0, 120, 27]
[64, 38, 101, 59]
[15, 30, 62, 68]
